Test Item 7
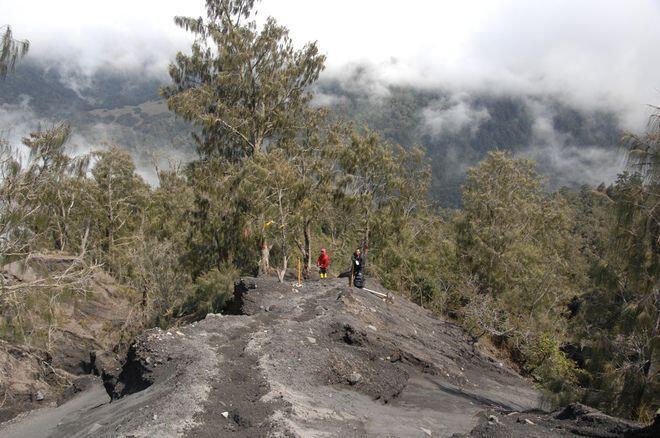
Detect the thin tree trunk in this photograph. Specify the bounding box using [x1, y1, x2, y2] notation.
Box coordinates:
[277, 254, 288, 283]
[259, 242, 270, 276]
[304, 218, 312, 274]
[277, 188, 288, 282]
[363, 207, 370, 251]
[106, 182, 114, 252]
[79, 220, 90, 258]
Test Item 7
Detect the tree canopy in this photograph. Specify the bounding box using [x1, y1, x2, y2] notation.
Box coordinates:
[161, 0, 326, 160]
[0, 25, 29, 78]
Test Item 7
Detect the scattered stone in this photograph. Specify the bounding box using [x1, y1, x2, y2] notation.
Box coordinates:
[488, 415, 501, 425]
[524, 418, 535, 425]
[420, 427, 432, 436]
[367, 324, 377, 332]
[306, 337, 317, 344]
[221, 411, 229, 418]
[35, 391, 44, 401]
[347, 372, 362, 385]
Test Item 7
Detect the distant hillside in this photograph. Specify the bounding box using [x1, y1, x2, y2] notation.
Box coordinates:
[314, 80, 624, 205]
[0, 61, 163, 115]
[0, 62, 624, 202]
[0, 61, 195, 179]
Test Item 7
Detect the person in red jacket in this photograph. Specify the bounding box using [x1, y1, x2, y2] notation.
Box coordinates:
[316, 248, 331, 279]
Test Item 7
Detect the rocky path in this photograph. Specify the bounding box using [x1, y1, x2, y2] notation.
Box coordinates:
[2, 276, 651, 437]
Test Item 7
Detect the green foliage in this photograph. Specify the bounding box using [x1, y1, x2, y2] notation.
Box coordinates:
[527, 334, 584, 408]
[455, 151, 586, 397]
[20, 124, 93, 253]
[568, 175, 659, 417]
[458, 151, 584, 323]
[87, 147, 150, 277]
[162, 0, 325, 160]
[373, 213, 458, 312]
[624, 105, 660, 183]
[176, 263, 239, 318]
[0, 25, 29, 78]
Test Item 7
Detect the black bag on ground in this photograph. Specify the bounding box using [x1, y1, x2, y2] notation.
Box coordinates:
[353, 272, 364, 288]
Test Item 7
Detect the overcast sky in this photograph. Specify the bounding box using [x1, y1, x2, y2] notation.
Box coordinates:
[2, 0, 659, 128]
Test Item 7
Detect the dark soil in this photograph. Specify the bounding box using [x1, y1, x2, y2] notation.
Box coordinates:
[453, 403, 654, 438]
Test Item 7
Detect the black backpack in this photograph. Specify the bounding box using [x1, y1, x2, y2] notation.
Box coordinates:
[353, 271, 364, 288]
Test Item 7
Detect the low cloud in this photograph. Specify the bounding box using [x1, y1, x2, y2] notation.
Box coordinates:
[519, 99, 624, 187]
[0, 98, 189, 186]
[310, 92, 349, 108]
[0, 97, 50, 155]
[423, 95, 491, 137]
[523, 143, 624, 189]
[2, 0, 658, 130]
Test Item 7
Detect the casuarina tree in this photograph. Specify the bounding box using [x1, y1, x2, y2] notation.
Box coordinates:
[0, 25, 29, 78]
[161, 0, 326, 161]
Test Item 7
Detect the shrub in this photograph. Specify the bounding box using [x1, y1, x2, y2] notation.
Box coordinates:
[175, 263, 239, 319]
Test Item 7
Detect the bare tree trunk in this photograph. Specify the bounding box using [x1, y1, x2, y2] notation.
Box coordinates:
[106, 182, 114, 252]
[259, 242, 270, 276]
[56, 189, 71, 252]
[304, 218, 312, 274]
[79, 220, 90, 258]
[363, 205, 370, 253]
[276, 254, 288, 283]
[277, 188, 288, 283]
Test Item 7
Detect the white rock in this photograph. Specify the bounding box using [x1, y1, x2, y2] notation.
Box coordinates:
[367, 325, 377, 332]
[420, 427, 432, 436]
[221, 411, 229, 418]
[347, 372, 362, 385]
[307, 337, 317, 344]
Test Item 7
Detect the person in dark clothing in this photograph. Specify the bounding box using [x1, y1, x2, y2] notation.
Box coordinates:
[316, 248, 330, 279]
[350, 248, 364, 287]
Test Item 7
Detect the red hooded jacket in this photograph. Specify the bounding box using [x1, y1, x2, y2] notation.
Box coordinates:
[316, 249, 330, 269]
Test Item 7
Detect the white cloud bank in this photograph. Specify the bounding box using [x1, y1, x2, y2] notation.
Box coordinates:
[1, 0, 658, 128]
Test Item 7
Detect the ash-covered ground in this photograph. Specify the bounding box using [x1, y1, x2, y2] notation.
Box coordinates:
[1, 276, 654, 437]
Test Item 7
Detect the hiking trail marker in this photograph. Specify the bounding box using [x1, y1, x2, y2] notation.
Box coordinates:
[296, 257, 303, 288]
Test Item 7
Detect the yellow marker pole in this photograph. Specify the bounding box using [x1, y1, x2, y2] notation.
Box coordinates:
[297, 257, 302, 286]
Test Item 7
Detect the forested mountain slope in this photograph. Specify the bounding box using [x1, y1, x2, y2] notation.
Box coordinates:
[0, 61, 624, 203]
